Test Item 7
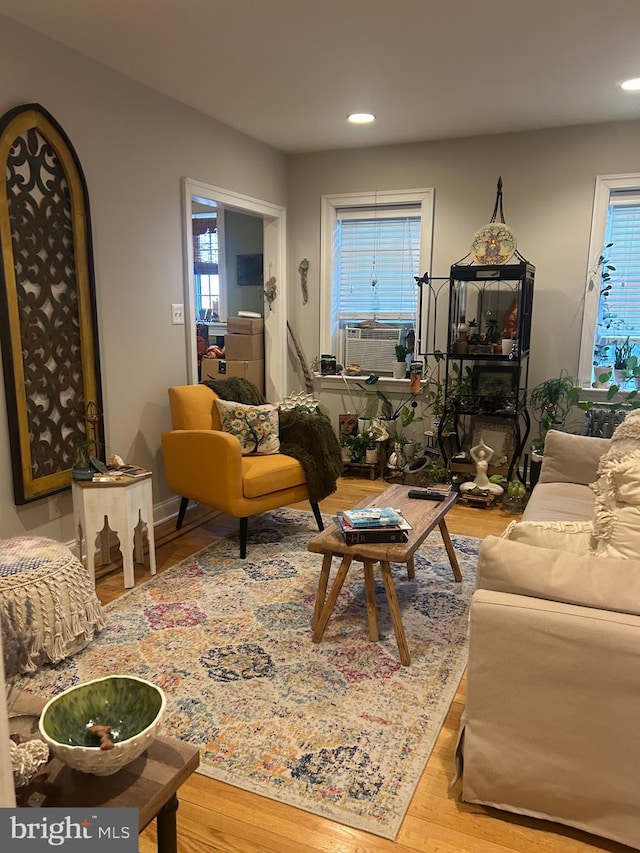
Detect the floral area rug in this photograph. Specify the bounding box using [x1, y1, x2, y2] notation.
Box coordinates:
[17, 509, 481, 840]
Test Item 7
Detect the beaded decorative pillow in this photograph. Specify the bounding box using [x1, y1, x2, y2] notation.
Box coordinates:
[502, 519, 592, 555]
[214, 400, 280, 455]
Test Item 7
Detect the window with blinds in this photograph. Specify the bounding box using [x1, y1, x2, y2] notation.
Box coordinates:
[597, 192, 640, 347]
[335, 206, 420, 321]
[192, 215, 220, 318]
[192, 216, 218, 273]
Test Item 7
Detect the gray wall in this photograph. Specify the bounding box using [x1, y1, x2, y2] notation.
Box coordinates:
[224, 210, 264, 318]
[0, 17, 286, 539]
[285, 122, 640, 426]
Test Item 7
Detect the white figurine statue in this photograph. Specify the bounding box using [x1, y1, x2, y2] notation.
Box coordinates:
[459, 438, 504, 495]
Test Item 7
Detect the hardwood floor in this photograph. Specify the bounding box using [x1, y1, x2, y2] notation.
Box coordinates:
[94, 478, 626, 853]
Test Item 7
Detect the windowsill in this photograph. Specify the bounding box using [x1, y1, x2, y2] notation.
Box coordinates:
[316, 373, 411, 389]
[574, 383, 639, 403]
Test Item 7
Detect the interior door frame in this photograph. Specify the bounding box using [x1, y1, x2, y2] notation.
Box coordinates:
[182, 177, 287, 401]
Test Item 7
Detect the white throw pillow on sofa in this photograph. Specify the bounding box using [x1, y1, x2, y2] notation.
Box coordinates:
[502, 519, 592, 554]
[590, 452, 640, 559]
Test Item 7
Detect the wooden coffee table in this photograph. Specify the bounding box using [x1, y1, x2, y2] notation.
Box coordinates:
[307, 484, 462, 665]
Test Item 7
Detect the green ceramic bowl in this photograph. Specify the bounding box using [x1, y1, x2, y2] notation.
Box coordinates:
[39, 675, 166, 776]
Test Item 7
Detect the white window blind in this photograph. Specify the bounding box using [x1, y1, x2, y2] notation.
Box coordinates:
[335, 206, 420, 319]
[192, 216, 219, 272]
[598, 192, 640, 344]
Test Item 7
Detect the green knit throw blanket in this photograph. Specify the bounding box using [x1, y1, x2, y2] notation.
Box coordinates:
[201, 378, 342, 502]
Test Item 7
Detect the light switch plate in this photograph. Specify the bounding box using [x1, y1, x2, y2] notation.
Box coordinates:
[171, 303, 184, 325]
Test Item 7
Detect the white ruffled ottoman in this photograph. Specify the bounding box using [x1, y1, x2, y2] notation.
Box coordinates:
[0, 536, 105, 672]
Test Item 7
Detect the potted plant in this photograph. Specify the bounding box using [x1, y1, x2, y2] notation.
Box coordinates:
[363, 429, 380, 464]
[528, 372, 576, 487]
[625, 354, 640, 389]
[614, 336, 634, 384]
[72, 439, 101, 480]
[393, 343, 411, 379]
[529, 372, 576, 455]
[592, 343, 613, 387]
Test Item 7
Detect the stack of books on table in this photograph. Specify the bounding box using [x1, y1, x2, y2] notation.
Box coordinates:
[335, 507, 412, 545]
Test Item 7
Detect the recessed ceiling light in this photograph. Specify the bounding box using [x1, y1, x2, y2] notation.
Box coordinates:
[347, 113, 375, 124]
[621, 78, 640, 91]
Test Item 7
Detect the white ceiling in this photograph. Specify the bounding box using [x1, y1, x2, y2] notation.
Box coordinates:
[1, 0, 640, 154]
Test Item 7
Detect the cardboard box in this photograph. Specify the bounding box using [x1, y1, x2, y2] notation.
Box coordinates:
[201, 358, 264, 394]
[227, 316, 264, 335]
[224, 332, 264, 361]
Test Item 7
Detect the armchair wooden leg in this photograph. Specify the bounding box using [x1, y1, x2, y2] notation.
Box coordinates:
[176, 497, 189, 530]
[310, 501, 324, 531]
[239, 517, 248, 558]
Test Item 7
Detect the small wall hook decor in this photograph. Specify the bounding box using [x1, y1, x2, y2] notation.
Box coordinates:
[264, 263, 277, 310]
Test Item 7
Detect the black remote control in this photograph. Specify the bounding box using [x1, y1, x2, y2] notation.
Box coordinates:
[407, 489, 446, 501]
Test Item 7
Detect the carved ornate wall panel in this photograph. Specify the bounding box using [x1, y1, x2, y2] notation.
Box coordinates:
[0, 103, 103, 504]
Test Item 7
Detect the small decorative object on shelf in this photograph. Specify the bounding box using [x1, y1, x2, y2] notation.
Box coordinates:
[409, 361, 422, 393]
[320, 354, 337, 375]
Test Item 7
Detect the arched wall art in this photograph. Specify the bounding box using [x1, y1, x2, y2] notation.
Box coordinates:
[0, 103, 103, 504]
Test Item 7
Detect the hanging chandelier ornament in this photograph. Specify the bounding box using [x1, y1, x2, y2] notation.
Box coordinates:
[470, 177, 517, 265]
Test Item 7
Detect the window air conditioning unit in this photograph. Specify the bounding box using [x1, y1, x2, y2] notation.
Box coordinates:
[344, 326, 402, 374]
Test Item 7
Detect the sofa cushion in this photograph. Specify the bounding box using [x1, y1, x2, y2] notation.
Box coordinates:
[539, 430, 610, 485]
[522, 481, 595, 523]
[241, 453, 306, 498]
[477, 535, 640, 616]
[502, 519, 592, 554]
[215, 399, 280, 455]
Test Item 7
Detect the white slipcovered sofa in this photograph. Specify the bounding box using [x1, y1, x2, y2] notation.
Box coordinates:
[457, 424, 640, 850]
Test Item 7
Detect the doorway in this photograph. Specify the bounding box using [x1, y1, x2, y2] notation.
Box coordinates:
[182, 178, 287, 401]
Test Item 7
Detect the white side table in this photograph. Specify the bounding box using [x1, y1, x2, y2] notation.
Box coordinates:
[72, 474, 157, 588]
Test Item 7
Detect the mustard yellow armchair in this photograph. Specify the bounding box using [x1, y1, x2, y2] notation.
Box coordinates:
[161, 384, 323, 557]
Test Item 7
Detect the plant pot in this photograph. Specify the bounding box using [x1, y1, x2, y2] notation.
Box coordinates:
[403, 455, 430, 487]
[72, 466, 96, 481]
[529, 450, 543, 489]
[392, 362, 407, 380]
[403, 440, 416, 461]
[365, 448, 378, 464]
[502, 492, 528, 514]
[501, 339, 514, 356]
[593, 366, 613, 387]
